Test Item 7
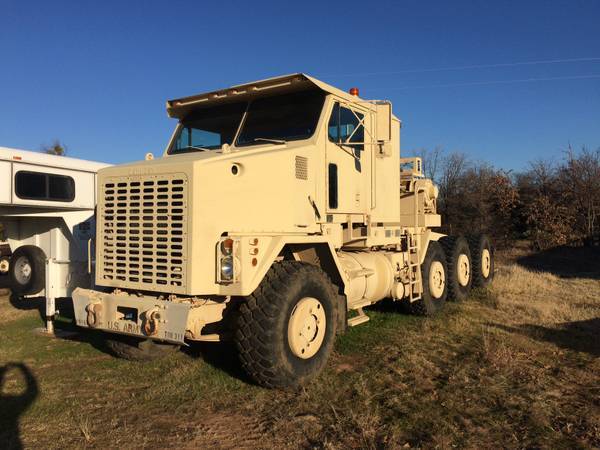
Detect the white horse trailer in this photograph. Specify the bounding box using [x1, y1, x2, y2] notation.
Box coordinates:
[0, 146, 110, 332]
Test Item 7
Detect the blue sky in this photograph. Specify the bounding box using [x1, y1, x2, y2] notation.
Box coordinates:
[1, 0, 599, 170]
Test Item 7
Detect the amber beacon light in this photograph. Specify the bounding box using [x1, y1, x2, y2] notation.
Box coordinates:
[349, 87, 359, 96]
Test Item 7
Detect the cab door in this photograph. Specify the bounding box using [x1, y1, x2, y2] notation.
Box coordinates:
[325, 101, 370, 214]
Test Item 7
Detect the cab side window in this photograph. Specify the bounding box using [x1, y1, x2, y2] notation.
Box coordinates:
[328, 103, 364, 150]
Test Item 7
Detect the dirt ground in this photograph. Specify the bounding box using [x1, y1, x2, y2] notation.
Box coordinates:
[1, 244, 599, 449]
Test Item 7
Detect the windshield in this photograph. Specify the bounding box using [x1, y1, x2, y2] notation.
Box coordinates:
[236, 90, 325, 146]
[168, 102, 246, 154]
[168, 89, 325, 154]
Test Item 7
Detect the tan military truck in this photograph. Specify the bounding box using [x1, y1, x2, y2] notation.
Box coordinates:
[72, 74, 494, 387]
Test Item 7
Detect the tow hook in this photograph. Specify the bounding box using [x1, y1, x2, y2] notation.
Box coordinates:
[142, 308, 161, 336]
[86, 303, 103, 327]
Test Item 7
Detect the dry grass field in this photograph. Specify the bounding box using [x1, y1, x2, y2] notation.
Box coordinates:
[0, 244, 598, 449]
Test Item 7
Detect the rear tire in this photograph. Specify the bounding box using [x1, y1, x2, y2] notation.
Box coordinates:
[468, 234, 494, 287]
[9, 246, 46, 295]
[440, 235, 472, 301]
[105, 334, 180, 361]
[234, 261, 338, 388]
[408, 241, 448, 315]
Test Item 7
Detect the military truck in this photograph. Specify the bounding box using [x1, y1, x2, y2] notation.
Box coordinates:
[72, 74, 494, 387]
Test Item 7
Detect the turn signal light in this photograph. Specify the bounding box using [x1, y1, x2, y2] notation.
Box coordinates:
[221, 238, 234, 255]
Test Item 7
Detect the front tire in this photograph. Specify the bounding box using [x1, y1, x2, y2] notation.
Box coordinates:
[105, 334, 180, 361]
[9, 246, 46, 295]
[234, 261, 338, 388]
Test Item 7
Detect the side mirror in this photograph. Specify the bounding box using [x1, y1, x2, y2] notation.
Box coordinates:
[375, 101, 392, 143]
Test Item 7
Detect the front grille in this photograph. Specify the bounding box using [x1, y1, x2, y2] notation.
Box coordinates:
[98, 173, 188, 292]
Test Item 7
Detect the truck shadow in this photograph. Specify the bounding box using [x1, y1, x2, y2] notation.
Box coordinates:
[491, 318, 600, 358]
[183, 342, 254, 384]
[516, 245, 600, 280]
[9, 292, 253, 381]
[8, 293, 113, 353]
[0, 363, 39, 450]
[8, 294, 74, 322]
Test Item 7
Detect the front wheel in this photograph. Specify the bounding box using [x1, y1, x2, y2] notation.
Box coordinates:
[234, 261, 338, 388]
[105, 334, 180, 361]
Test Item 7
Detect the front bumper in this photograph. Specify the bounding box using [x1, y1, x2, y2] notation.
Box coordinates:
[72, 288, 191, 344]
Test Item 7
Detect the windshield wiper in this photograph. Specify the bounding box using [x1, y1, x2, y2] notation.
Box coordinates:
[253, 138, 286, 145]
[187, 145, 212, 152]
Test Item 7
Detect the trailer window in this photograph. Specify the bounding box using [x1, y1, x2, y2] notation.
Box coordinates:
[15, 171, 75, 202]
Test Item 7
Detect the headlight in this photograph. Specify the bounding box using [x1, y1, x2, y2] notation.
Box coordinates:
[220, 256, 234, 281]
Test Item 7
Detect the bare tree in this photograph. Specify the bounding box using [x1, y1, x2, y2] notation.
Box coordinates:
[410, 143, 599, 249]
[528, 158, 556, 195]
[41, 140, 67, 156]
[439, 152, 469, 203]
[414, 146, 444, 182]
[562, 145, 600, 237]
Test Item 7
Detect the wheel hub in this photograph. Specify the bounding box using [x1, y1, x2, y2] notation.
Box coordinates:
[429, 261, 445, 299]
[457, 253, 470, 286]
[0, 258, 9, 274]
[14, 256, 32, 285]
[481, 249, 491, 278]
[287, 297, 326, 359]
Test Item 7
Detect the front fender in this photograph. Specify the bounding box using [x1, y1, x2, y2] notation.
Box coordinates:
[216, 235, 350, 297]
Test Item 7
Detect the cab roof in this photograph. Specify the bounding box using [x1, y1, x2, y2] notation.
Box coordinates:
[166, 73, 369, 119]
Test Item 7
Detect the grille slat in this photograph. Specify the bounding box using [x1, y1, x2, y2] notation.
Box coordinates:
[98, 173, 188, 292]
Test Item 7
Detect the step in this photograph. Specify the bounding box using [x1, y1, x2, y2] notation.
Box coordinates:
[348, 313, 370, 327]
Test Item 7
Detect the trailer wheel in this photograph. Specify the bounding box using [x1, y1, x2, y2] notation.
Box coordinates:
[440, 235, 472, 301]
[408, 241, 448, 315]
[468, 234, 494, 287]
[9, 246, 46, 295]
[234, 261, 338, 388]
[105, 334, 180, 361]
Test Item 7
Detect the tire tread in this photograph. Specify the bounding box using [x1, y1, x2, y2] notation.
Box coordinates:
[234, 261, 338, 388]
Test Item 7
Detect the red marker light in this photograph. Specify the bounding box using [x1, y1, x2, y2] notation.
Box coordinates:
[349, 87, 359, 96]
[221, 238, 234, 255]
